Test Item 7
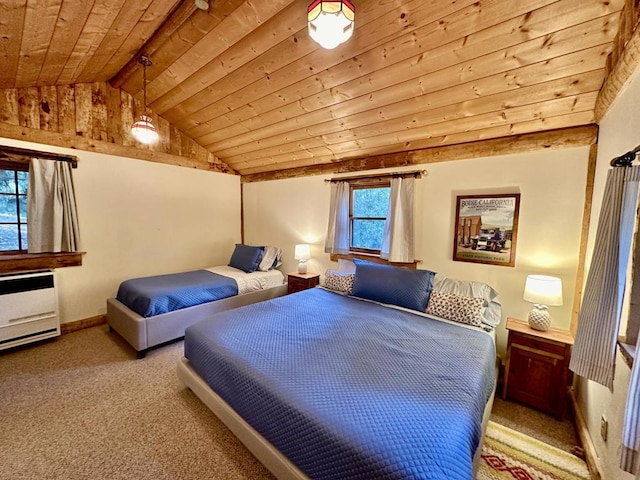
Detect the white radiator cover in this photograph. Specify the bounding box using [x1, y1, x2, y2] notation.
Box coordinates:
[0, 270, 59, 350]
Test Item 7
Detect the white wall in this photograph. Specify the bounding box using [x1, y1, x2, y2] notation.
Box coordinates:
[243, 146, 590, 356]
[574, 62, 640, 480]
[0, 137, 241, 324]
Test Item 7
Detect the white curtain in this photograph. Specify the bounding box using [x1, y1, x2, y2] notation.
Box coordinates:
[324, 181, 350, 254]
[27, 159, 81, 253]
[380, 177, 415, 262]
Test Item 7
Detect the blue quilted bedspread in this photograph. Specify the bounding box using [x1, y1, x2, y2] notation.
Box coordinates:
[116, 270, 238, 318]
[185, 288, 496, 480]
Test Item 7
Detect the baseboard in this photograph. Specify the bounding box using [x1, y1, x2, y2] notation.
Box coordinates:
[60, 315, 106, 335]
[568, 387, 602, 480]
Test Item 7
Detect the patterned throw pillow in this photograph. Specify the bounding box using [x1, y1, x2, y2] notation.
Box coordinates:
[426, 290, 485, 327]
[323, 270, 355, 295]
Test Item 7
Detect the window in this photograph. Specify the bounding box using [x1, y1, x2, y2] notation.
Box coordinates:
[0, 163, 28, 252]
[349, 180, 390, 253]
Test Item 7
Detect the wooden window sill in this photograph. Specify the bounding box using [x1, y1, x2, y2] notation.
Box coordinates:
[618, 337, 636, 369]
[0, 252, 84, 274]
[330, 252, 420, 269]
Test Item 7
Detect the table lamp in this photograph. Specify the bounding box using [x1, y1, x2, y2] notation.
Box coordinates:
[523, 275, 563, 331]
[294, 244, 311, 274]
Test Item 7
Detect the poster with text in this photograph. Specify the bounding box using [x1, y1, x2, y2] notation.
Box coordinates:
[453, 194, 520, 267]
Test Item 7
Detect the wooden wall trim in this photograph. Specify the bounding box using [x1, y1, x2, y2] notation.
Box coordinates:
[595, 0, 640, 122]
[0, 82, 235, 174]
[568, 387, 603, 480]
[241, 126, 598, 183]
[60, 315, 106, 335]
[0, 252, 83, 275]
[571, 143, 599, 335]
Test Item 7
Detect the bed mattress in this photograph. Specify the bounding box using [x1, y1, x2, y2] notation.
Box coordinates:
[184, 288, 496, 480]
[116, 267, 284, 318]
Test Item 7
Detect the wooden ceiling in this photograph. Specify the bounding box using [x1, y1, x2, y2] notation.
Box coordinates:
[0, 0, 626, 177]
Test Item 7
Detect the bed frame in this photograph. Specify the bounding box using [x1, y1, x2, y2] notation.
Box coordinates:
[107, 284, 287, 358]
[177, 356, 497, 479]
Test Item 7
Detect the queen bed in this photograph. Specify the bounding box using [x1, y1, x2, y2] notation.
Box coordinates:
[107, 244, 287, 358]
[177, 260, 500, 479]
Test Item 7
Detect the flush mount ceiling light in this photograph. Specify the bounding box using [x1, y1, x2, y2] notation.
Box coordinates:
[308, 0, 355, 50]
[194, 0, 209, 10]
[131, 56, 159, 145]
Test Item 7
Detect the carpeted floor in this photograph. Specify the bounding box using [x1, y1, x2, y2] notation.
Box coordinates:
[0, 326, 583, 480]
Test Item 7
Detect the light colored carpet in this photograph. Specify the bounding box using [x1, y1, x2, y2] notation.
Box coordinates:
[0, 326, 582, 479]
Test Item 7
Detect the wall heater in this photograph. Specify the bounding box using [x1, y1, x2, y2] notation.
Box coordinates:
[0, 270, 59, 350]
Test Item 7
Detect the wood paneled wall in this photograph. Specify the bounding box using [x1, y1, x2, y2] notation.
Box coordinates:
[0, 82, 234, 174]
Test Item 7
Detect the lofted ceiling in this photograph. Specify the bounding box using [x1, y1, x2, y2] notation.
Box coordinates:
[0, 0, 626, 177]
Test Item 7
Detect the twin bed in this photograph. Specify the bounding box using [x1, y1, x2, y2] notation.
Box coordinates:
[107, 245, 287, 358]
[176, 260, 500, 479]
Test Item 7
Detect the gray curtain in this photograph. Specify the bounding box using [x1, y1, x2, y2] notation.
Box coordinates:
[27, 159, 81, 253]
[380, 177, 415, 262]
[324, 181, 350, 254]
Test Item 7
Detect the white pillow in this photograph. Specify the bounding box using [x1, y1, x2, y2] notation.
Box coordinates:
[258, 246, 282, 271]
[337, 259, 356, 273]
[432, 275, 498, 305]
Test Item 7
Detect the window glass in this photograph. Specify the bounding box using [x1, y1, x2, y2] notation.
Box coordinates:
[17, 171, 28, 194]
[0, 170, 16, 194]
[0, 168, 28, 252]
[0, 224, 19, 251]
[350, 184, 390, 252]
[353, 187, 390, 217]
[352, 219, 385, 250]
[0, 195, 17, 222]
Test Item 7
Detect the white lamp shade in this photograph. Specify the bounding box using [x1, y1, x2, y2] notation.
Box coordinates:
[308, 0, 355, 50]
[131, 115, 159, 144]
[294, 244, 311, 261]
[523, 275, 563, 306]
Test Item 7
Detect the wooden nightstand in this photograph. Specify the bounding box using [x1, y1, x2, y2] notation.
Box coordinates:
[287, 272, 320, 294]
[502, 317, 574, 419]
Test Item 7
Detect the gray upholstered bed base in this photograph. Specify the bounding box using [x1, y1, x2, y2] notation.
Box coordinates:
[107, 284, 287, 358]
[176, 357, 497, 479]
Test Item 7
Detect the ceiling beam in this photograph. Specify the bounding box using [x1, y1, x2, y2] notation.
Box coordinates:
[240, 125, 598, 183]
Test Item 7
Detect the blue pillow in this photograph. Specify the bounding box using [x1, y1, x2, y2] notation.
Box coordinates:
[228, 244, 265, 273]
[351, 259, 436, 312]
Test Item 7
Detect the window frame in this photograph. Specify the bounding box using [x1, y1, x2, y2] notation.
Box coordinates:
[348, 178, 391, 255]
[0, 160, 29, 253]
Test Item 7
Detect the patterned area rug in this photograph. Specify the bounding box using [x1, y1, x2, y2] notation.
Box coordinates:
[477, 421, 591, 480]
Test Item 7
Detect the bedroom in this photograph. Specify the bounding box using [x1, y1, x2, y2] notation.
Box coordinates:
[0, 0, 638, 479]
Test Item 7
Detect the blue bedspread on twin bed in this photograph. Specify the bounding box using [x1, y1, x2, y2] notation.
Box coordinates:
[116, 270, 238, 318]
[184, 288, 496, 480]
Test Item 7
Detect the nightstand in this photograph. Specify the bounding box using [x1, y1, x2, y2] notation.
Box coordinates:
[502, 317, 574, 419]
[287, 272, 320, 294]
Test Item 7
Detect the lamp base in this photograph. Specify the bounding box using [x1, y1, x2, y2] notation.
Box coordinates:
[297, 261, 308, 274]
[528, 305, 551, 331]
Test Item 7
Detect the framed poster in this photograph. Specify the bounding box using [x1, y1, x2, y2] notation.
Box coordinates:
[453, 193, 520, 267]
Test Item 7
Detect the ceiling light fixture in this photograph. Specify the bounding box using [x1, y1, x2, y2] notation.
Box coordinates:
[308, 0, 355, 50]
[131, 56, 159, 145]
[194, 0, 209, 10]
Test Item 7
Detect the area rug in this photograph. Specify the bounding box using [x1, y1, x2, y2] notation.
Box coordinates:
[477, 421, 591, 480]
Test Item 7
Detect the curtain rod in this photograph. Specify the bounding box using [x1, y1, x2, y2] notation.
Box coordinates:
[325, 169, 427, 183]
[0, 145, 78, 168]
[610, 144, 640, 167]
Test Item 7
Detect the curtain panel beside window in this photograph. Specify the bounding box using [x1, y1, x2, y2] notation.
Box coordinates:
[569, 165, 640, 474]
[381, 177, 415, 263]
[27, 159, 81, 253]
[324, 181, 350, 255]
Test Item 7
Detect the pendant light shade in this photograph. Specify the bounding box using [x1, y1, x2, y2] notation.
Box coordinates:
[131, 56, 158, 144]
[308, 0, 355, 50]
[131, 115, 159, 144]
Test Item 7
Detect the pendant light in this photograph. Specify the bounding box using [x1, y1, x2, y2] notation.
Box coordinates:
[131, 56, 159, 144]
[308, 0, 355, 50]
